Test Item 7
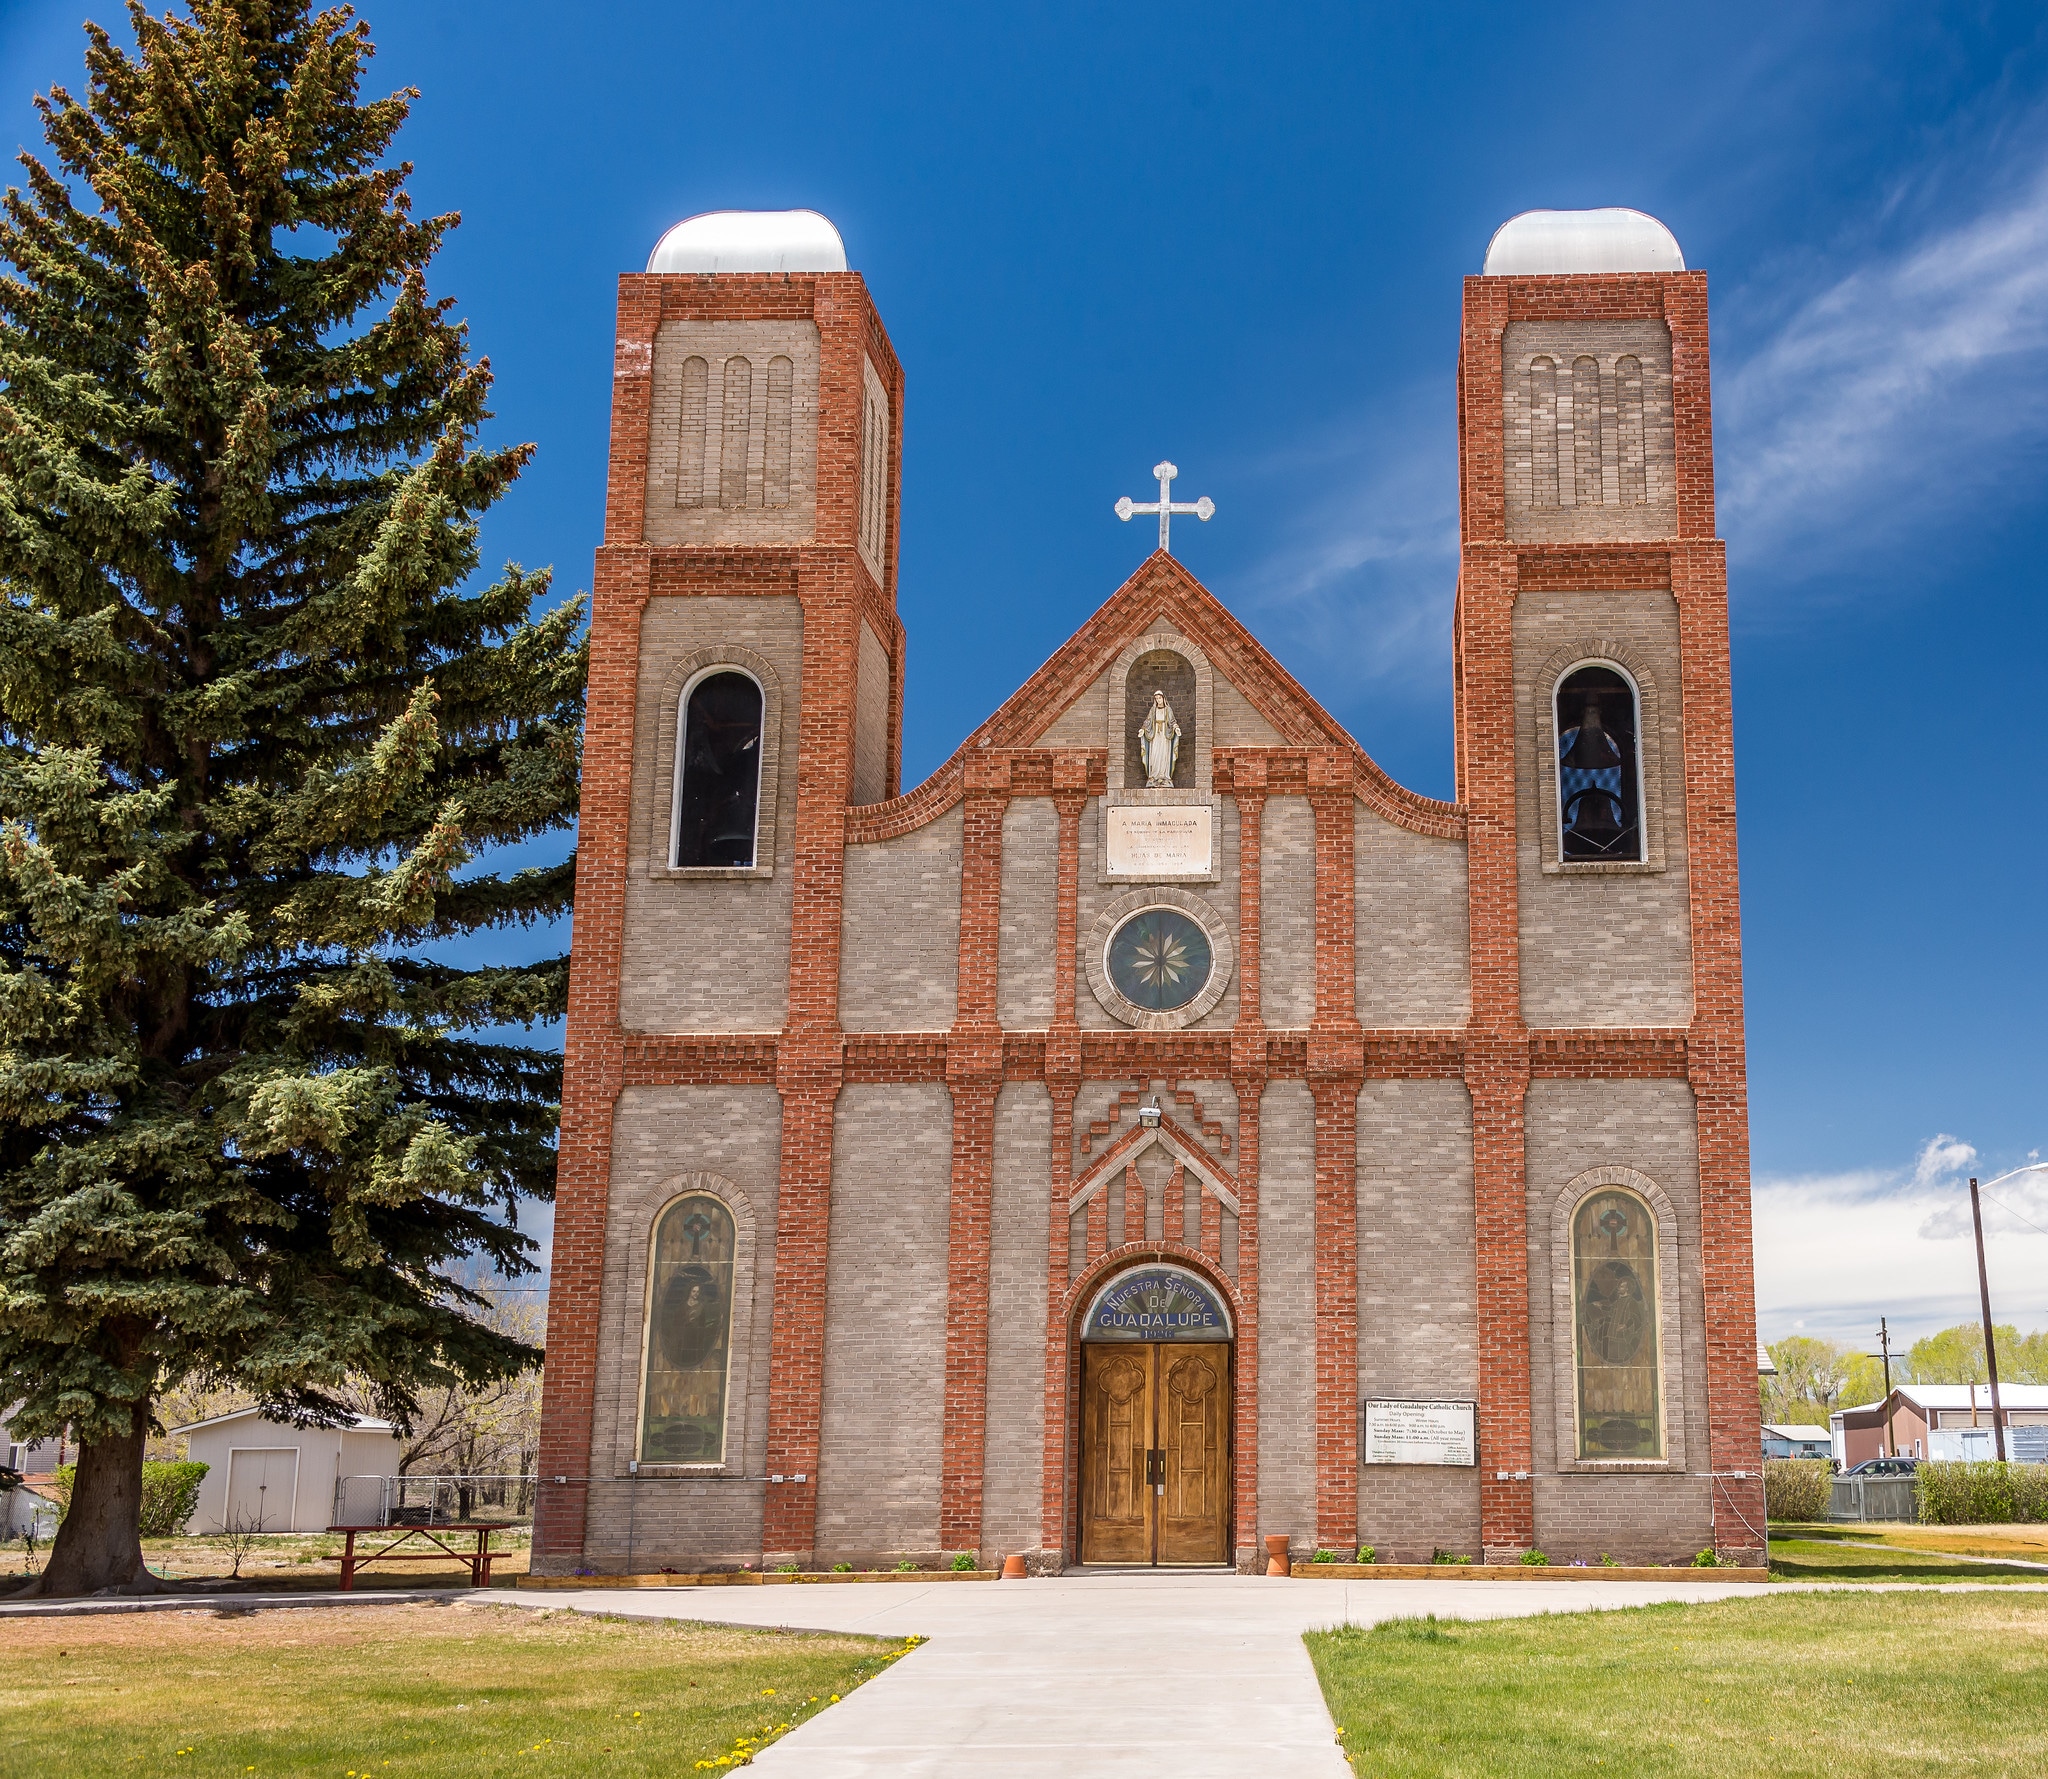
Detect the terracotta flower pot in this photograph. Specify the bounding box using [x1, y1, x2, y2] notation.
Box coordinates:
[1265, 1534, 1290, 1577]
[1001, 1553, 1028, 1579]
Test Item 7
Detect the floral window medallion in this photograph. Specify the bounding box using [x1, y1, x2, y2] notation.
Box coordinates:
[1106, 908, 1212, 1012]
[1085, 888, 1234, 1030]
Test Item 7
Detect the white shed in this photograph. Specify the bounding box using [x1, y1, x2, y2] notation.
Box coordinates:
[173, 1409, 405, 1534]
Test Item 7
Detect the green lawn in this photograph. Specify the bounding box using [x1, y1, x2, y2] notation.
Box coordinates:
[0, 1600, 911, 1776]
[1768, 1530, 2048, 1584]
[1307, 1592, 2048, 1776]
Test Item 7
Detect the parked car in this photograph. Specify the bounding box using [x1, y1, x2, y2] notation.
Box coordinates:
[1844, 1457, 1918, 1477]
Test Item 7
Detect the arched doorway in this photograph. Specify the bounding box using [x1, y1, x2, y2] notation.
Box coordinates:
[1077, 1263, 1233, 1565]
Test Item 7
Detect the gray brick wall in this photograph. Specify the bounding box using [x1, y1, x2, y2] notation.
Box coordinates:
[1356, 1079, 1481, 1560]
[1261, 796, 1316, 1027]
[582, 1084, 782, 1571]
[1256, 1079, 1318, 1552]
[1515, 590, 1693, 1027]
[622, 596, 801, 1032]
[1357, 818, 1472, 1026]
[983, 1083, 1052, 1560]
[1524, 1078, 1714, 1560]
[1035, 667, 1110, 746]
[997, 798, 1058, 1028]
[1214, 677, 1287, 746]
[816, 1084, 954, 1563]
[851, 619, 891, 806]
[1501, 320, 1676, 544]
[839, 805, 962, 1032]
[643, 320, 821, 548]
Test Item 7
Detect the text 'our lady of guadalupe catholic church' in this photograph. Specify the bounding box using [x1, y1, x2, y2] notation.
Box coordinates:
[532, 203, 1767, 1575]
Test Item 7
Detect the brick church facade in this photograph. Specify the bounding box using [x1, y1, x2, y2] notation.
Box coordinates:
[532, 206, 1767, 1575]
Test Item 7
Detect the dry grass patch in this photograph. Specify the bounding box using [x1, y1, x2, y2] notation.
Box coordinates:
[0, 1600, 907, 1775]
[1308, 1591, 2048, 1776]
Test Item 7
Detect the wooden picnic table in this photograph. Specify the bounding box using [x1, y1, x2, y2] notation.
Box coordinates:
[325, 1521, 512, 1591]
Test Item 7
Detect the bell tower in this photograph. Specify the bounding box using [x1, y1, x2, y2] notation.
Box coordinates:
[1452, 208, 1764, 1563]
[536, 211, 907, 1567]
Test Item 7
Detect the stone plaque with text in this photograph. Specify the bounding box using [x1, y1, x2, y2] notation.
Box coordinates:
[1104, 804, 1213, 877]
[1362, 1399, 1478, 1467]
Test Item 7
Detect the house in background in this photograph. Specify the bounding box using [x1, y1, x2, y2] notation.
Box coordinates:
[1761, 1423, 1832, 1460]
[174, 1408, 403, 1533]
[1831, 1384, 2048, 1466]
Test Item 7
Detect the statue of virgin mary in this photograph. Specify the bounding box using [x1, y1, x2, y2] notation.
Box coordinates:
[1137, 690, 1181, 788]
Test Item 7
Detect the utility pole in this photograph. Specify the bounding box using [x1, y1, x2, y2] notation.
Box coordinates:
[1871, 1319, 1896, 1459]
[1969, 1178, 2008, 1463]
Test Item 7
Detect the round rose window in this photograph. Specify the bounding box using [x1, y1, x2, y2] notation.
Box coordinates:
[1104, 907, 1213, 1013]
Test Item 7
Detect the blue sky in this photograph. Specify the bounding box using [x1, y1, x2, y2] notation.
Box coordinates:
[4, 1, 2044, 1347]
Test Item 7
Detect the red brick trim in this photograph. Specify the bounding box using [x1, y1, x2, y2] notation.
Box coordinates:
[606, 1026, 1682, 1091]
[1039, 1082, 1078, 1554]
[1674, 537, 1764, 1552]
[1528, 1029, 1689, 1078]
[533, 556, 648, 1561]
[1513, 548, 1672, 593]
[938, 785, 1006, 1555]
[939, 1076, 997, 1553]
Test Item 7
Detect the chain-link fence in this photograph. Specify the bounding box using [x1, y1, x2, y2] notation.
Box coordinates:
[332, 1473, 537, 1527]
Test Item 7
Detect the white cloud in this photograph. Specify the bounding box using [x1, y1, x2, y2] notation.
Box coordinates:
[1753, 1134, 2048, 1347]
[1231, 384, 1458, 691]
[1718, 151, 2048, 576]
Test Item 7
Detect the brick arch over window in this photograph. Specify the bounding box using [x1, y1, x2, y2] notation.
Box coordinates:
[1532, 635, 1669, 875]
[646, 643, 785, 881]
[1547, 1165, 1687, 1472]
[618, 1174, 763, 1478]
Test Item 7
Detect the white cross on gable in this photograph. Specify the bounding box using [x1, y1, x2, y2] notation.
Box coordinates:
[1115, 460, 1215, 555]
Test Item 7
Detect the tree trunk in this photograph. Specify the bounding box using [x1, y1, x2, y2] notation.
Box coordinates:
[13, 1418, 162, 1598]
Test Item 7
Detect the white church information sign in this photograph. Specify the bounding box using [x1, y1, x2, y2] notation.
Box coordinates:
[1362, 1399, 1478, 1467]
[1105, 804, 1213, 876]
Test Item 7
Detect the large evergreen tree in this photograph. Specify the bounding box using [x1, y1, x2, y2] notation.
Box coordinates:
[0, 1, 583, 1595]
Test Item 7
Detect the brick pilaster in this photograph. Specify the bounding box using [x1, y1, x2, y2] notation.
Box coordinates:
[1456, 271, 1536, 1554]
[1309, 754, 1363, 1549]
[533, 550, 648, 1564]
[1231, 772, 1267, 1562]
[940, 775, 1007, 1555]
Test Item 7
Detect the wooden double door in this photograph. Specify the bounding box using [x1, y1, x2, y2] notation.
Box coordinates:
[1079, 1341, 1231, 1565]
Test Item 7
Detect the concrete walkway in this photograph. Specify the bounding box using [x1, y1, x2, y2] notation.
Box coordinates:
[510, 1570, 1774, 1777]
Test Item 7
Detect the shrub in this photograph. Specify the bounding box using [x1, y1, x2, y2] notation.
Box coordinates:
[1918, 1461, 2048, 1525]
[1430, 1548, 1471, 1565]
[773, 1562, 801, 1574]
[1692, 1548, 1729, 1567]
[139, 1462, 208, 1538]
[949, 1552, 976, 1571]
[1519, 1549, 1549, 1566]
[1355, 1545, 1376, 1565]
[894, 1559, 918, 1572]
[49, 1461, 208, 1537]
[1311, 1548, 1343, 1564]
[831, 1562, 852, 1573]
[1763, 1458, 1833, 1523]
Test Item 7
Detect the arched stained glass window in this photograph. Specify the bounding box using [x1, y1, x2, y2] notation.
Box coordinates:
[1572, 1189, 1661, 1459]
[673, 671, 763, 868]
[1555, 663, 1641, 862]
[640, 1194, 737, 1464]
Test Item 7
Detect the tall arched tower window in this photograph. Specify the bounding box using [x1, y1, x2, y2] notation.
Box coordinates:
[1555, 663, 1642, 862]
[673, 670, 764, 868]
[1571, 1187, 1662, 1459]
[640, 1193, 738, 1464]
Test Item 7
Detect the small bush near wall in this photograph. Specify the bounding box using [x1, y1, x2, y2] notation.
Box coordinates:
[50, 1461, 209, 1537]
[1917, 1461, 2048, 1525]
[1763, 1459, 1832, 1522]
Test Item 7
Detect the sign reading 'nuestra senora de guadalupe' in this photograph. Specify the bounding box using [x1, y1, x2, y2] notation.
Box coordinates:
[1083, 1267, 1230, 1341]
